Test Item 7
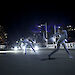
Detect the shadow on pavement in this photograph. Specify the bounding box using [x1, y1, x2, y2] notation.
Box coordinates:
[40, 57, 56, 61]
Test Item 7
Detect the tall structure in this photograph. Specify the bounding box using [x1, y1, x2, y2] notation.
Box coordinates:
[54, 25, 56, 43]
[64, 25, 75, 42]
[37, 23, 48, 47]
[0, 25, 7, 45]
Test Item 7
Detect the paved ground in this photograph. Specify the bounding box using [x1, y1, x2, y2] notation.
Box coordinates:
[0, 49, 75, 75]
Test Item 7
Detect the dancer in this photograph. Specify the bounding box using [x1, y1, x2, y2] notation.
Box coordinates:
[48, 26, 73, 59]
[23, 37, 35, 54]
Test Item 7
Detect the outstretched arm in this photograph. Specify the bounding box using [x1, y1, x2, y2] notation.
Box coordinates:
[53, 32, 60, 37]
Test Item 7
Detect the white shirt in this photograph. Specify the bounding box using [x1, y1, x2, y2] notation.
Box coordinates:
[54, 30, 68, 43]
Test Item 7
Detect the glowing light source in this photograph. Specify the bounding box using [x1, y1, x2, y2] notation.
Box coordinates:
[33, 41, 36, 43]
[50, 37, 56, 43]
[38, 25, 41, 27]
[16, 41, 18, 43]
[20, 38, 23, 41]
[11, 47, 14, 50]
[0, 51, 23, 53]
[69, 25, 71, 27]
[67, 26, 69, 28]
[14, 46, 18, 51]
[34, 45, 39, 50]
[0, 45, 6, 49]
[65, 39, 68, 42]
[18, 47, 21, 49]
[72, 29, 73, 31]
[58, 26, 61, 28]
[22, 46, 25, 50]
[21, 43, 24, 47]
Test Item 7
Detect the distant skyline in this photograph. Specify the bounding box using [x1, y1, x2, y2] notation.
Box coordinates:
[0, 3, 74, 42]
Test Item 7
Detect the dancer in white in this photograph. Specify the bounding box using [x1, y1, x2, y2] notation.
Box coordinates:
[48, 26, 73, 59]
[23, 37, 35, 54]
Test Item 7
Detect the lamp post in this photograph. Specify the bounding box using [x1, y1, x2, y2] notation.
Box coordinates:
[54, 25, 56, 43]
[45, 22, 48, 47]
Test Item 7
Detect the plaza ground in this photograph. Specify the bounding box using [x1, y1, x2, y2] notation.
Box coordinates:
[0, 49, 75, 75]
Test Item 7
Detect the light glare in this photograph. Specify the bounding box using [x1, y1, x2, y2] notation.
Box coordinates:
[14, 46, 18, 51]
[34, 45, 39, 50]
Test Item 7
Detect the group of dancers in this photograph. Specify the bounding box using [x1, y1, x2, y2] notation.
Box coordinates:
[18, 26, 73, 59]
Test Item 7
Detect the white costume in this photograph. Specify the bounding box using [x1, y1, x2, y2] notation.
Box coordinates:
[48, 29, 72, 59]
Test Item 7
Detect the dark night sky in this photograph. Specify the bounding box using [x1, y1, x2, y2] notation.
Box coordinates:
[0, 2, 75, 43]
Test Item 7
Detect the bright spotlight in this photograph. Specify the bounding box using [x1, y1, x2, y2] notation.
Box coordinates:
[50, 37, 56, 43]
[14, 46, 18, 51]
[34, 45, 39, 50]
[22, 46, 25, 50]
[30, 48, 33, 50]
[18, 47, 21, 49]
[11, 47, 14, 50]
[65, 39, 68, 42]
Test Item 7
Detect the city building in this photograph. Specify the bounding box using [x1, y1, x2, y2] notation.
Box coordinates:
[0, 25, 7, 45]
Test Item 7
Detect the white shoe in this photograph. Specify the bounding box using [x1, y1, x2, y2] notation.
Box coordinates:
[69, 56, 73, 59]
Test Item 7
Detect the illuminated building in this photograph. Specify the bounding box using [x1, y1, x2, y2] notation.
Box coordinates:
[0, 25, 7, 45]
[64, 25, 75, 42]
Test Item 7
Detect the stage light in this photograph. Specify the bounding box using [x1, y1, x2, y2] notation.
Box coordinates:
[50, 37, 56, 43]
[14, 46, 18, 51]
[65, 39, 68, 42]
[22, 46, 25, 50]
[34, 45, 39, 50]
[18, 47, 21, 49]
[11, 47, 14, 50]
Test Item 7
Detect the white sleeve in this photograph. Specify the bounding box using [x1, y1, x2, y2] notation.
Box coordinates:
[63, 30, 68, 39]
[53, 32, 59, 36]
